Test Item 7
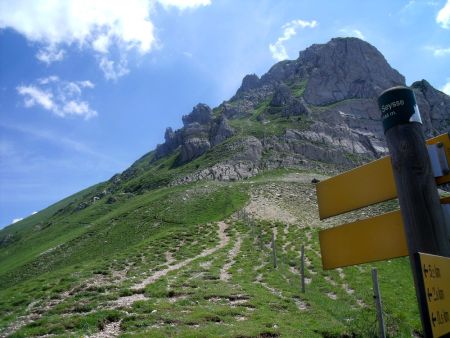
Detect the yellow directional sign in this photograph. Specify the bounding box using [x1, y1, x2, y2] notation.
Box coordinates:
[316, 133, 450, 220]
[316, 156, 395, 220]
[319, 197, 450, 270]
[417, 253, 450, 338]
[319, 210, 407, 270]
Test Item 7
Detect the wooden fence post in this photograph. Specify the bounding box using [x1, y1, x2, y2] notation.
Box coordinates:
[272, 231, 277, 268]
[300, 244, 305, 293]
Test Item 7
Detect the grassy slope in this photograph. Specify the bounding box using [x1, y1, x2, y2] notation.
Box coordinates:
[0, 170, 421, 337]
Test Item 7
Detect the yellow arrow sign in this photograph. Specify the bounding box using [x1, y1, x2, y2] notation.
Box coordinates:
[417, 253, 450, 338]
[319, 210, 407, 270]
[319, 198, 450, 270]
[316, 133, 450, 220]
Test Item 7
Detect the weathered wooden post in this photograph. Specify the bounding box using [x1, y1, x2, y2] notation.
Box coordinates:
[378, 86, 450, 336]
[272, 231, 277, 268]
[371, 268, 386, 338]
[300, 244, 305, 293]
[259, 227, 263, 251]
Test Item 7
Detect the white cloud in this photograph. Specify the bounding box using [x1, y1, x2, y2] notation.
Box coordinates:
[442, 79, 450, 95]
[17, 77, 97, 119]
[158, 0, 211, 10]
[424, 45, 450, 56]
[99, 56, 130, 81]
[17, 86, 55, 110]
[38, 76, 59, 85]
[269, 19, 317, 61]
[36, 45, 65, 64]
[0, 0, 211, 79]
[0, 0, 155, 52]
[338, 28, 365, 40]
[0, 0, 155, 79]
[31, 211, 38, 215]
[433, 47, 450, 56]
[437, 0, 450, 28]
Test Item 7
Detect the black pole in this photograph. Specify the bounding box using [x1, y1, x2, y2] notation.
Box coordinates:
[378, 86, 450, 337]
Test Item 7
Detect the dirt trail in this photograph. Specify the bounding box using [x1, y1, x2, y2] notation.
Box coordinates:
[132, 221, 229, 290]
[220, 235, 242, 281]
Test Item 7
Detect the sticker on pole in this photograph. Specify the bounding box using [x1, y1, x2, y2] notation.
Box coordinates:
[378, 86, 422, 133]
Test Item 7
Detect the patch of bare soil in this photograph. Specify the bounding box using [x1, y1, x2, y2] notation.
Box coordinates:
[112, 294, 147, 307]
[220, 235, 242, 281]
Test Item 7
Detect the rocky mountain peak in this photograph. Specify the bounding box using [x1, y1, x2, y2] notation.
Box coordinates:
[298, 37, 405, 105]
[235, 37, 406, 106]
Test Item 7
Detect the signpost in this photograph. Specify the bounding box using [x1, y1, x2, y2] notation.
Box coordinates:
[315, 86, 450, 337]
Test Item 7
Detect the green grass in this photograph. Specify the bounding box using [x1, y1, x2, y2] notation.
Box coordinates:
[290, 79, 307, 97]
[229, 113, 313, 139]
[0, 170, 422, 337]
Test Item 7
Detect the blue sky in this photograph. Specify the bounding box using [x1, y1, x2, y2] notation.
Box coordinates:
[1, 0, 449, 228]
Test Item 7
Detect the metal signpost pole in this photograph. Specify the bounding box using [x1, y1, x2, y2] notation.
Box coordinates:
[378, 86, 450, 336]
[372, 268, 386, 338]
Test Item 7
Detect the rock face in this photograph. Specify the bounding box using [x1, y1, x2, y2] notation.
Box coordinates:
[300, 38, 405, 105]
[411, 80, 450, 135]
[150, 37, 449, 186]
[154, 103, 235, 163]
[211, 116, 234, 146]
[182, 103, 213, 126]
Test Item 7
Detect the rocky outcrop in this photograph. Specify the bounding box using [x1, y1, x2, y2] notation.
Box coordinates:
[182, 103, 213, 126]
[221, 100, 254, 119]
[154, 127, 183, 159]
[236, 74, 260, 94]
[412, 80, 450, 136]
[269, 84, 310, 117]
[170, 161, 259, 186]
[180, 138, 211, 163]
[271, 83, 292, 107]
[154, 103, 235, 163]
[211, 116, 234, 146]
[283, 97, 310, 116]
[170, 136, 262, 185]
